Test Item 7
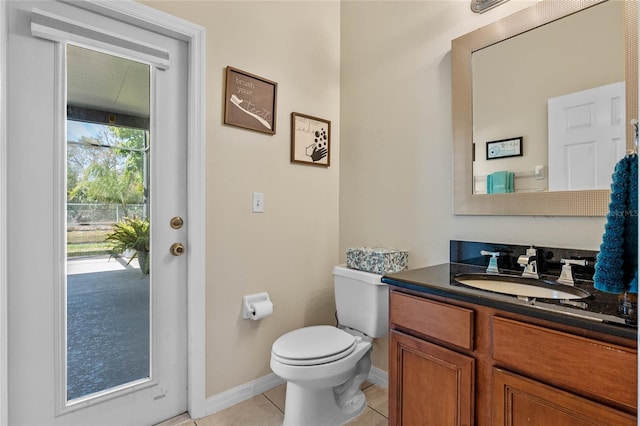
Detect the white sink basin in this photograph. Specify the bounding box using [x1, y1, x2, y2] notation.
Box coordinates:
[453, 273, 590, 300]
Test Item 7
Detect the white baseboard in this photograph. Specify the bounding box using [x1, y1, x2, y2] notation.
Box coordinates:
[201, 373, 285, 417]
[200, 367, 388, 419]
[367, 366, 388, 388]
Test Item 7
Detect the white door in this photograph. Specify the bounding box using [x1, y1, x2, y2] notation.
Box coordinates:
[548, 81, 626, 191]
[6, 1, 189, 424]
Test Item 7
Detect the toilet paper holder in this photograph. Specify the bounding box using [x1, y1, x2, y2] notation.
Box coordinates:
[242, 292, 273, 319]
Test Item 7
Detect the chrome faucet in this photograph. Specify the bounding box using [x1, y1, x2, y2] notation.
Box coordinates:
[517, 246, 539, 279]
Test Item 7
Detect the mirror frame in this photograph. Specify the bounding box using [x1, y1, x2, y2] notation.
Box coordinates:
[452, 0, 637, 216]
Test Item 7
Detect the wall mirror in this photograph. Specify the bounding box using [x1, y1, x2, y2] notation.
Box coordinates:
[452, 0, 637, 215]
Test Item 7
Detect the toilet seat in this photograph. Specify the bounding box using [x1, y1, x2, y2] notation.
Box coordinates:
[271, 325, 358, 366]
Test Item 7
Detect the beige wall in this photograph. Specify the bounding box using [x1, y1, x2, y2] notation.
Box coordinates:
[145, 0, 614, 400]
[340, 1, 608, 372]
[143, 1, 341, 397]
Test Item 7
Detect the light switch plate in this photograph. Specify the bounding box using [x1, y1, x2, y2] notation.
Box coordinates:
[252, 192, 264, 213]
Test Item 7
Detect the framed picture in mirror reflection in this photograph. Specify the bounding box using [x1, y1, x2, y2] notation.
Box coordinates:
[486, 137, 523, 160]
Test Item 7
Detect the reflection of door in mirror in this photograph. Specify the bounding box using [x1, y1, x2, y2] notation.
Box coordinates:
[471, 0, 624, 194]
[548, 82, 625, 191]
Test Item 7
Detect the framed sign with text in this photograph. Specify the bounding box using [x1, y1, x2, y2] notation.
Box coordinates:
[291, 112, 331, 167]
[224, 66, 277, 134]
[486, 137, 523, 160]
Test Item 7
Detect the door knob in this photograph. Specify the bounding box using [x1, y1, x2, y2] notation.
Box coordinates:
[170, 242, 185, 256]
[170, 216, 184, 229]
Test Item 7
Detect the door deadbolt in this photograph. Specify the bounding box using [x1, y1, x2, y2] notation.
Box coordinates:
[170, 242, 185, 256]
[170, 216, 184, 229]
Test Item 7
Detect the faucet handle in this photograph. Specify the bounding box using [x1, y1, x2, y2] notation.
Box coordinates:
[561, 258, 588, 267]
[480, 250, 501, 274]
[557, 258, 588, 286]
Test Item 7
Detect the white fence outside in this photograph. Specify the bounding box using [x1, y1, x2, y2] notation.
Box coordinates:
[67, 203, 146, 225]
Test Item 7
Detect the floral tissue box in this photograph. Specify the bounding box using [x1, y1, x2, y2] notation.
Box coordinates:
[345, 247, 408, 274]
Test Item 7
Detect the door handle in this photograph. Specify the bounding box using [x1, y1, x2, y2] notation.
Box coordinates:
[170, 216, 184, 229]
[170, 242, 185, 256]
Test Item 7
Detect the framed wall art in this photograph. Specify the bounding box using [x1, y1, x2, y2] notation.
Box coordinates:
[224, 66, 277, 134]
[291, 112, 331, 167]
[486, 136, 523, 160]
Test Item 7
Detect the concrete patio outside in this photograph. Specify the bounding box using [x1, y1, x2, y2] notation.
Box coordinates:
[66, 255, 150, 400]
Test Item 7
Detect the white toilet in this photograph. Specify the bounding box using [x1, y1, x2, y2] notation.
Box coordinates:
[270, 265, 388, 426]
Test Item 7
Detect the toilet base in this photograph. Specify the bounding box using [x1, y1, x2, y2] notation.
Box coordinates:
[282, 383, 367, 426]
[281, 347, 372, 426]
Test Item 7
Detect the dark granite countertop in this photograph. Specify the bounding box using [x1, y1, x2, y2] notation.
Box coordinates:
[383, 262, 638, 341]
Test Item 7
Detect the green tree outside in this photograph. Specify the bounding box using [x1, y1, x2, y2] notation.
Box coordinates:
[66, 123, 148, 257]
[67, 124, 147, 216]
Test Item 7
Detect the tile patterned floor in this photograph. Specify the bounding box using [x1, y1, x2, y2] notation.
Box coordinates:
[156, 382, 388, 426]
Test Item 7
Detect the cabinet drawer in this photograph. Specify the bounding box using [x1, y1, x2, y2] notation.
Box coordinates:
[492, 316, 637, 411]
[493, 368, 636, 425]
[389, 291, 474, 350]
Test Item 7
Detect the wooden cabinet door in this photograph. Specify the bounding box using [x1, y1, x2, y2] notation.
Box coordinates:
[389, 330, 474, 426]
[493, 368, 637, 426]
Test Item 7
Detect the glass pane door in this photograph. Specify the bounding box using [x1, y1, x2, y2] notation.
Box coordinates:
[65, 45, 151, 402]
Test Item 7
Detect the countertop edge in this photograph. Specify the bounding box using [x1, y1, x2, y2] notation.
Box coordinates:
[383, 263, 638, 342]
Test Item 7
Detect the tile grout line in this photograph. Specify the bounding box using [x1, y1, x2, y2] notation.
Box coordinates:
[368, 406, 388, 419]
[364, 394, 388, 420]
[262, 392, 284, 414]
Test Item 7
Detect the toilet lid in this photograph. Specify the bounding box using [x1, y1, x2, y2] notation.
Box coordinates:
[271, 325, 357, 366]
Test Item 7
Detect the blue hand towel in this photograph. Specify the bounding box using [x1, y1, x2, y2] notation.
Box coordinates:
[507, 172, 514, 192]
[594, 154, 638, 293]
[487, 171, 514, 194]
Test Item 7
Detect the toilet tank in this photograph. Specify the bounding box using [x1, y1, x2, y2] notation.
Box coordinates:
[333, 265, 389, 338]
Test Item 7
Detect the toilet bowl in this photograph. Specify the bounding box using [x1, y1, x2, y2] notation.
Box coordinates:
[270, 266, 388, 425]
[270, 325, 373, 425]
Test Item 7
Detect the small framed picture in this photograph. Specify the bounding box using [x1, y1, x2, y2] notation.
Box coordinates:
[291, 112, 331, 167]
[224, 66, 277, 134]
[486, 137, 523, 160]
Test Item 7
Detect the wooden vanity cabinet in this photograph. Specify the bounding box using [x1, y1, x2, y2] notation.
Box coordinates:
[389, 291, 477, 425]
[389, 289, 638, 426]
[389, 330, 474, 425]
